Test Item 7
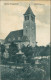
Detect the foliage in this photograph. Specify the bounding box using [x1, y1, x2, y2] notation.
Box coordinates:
[1, 44, 50, 80]
[1, 44, 5, 54]
[8, 42, 19, 55]
[8, 42, 19, 62]
[39, 45, 50, 56]
[1, 44, 6, 63]
[1, 60, 50, 80]
[21, 45, 33, 57]
[21, 45, 34, 63]
[39, 58, 50, 80]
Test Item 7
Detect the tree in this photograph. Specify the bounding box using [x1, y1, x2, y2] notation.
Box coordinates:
[8, 42, 19, 62]
[21, 45, 33, 57]
[21, 45, 34, 63]
[39, 58, 50, 80]
[1, 44, 5, 62]
[40, 46, 50, 56]
[1, 44, 5, 54]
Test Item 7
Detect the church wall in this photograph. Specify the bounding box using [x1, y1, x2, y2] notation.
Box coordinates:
[30, 20, 36, 43]
[23, 14, 36, 47]
[23, 20, 30, 40]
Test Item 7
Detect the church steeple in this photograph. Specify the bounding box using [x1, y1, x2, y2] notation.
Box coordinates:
[24, 5, 35, 16]
[24, 5, 35, 22]
[23, 5, 36, 47]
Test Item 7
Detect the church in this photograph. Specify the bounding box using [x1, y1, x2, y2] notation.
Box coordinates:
[5, 6, 36, 48]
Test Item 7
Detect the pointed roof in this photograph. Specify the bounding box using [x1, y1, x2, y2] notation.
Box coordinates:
[24, 6, 35, 16]
[5, 29, 29, 43]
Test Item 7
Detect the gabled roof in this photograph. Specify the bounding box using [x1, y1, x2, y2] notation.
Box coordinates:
[24, 6, 35, 16]
[5, 29, 29, 43]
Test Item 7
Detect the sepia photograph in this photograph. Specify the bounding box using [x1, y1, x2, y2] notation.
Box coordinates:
[0, 0, 50, 80]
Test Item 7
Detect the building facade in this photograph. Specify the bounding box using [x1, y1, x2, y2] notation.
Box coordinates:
[5, 6, 36, 48]
[23, 6, 36, 46]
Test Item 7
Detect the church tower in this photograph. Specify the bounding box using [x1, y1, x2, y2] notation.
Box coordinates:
[23, 6, 36, 47]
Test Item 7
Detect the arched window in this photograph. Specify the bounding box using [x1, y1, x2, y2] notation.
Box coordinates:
[25, 16, 29, 20]
[31, 16, 34, 21]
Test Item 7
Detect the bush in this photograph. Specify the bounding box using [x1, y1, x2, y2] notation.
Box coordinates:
[8, 42, 19, 62]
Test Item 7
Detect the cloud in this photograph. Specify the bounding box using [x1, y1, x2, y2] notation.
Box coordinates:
[0, 2, 25, 33]
[36, 19, 50, 28]
[36, 27, 50, 46]
[36, 5, 50, 24]
[31, 4, 50, 25]
[31, 5, 44, 14]
[1, 15, 23, 33]
[36, 19, 50, 46]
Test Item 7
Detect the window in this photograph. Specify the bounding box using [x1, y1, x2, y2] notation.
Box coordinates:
[18, 37, 20, 40]
[31, 16, 34, 21]
[25, 16, 29, 21]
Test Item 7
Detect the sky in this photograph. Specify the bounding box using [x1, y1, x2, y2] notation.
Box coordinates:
[0, 0, 50, 46]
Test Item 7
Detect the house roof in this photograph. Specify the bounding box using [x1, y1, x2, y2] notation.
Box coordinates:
[24, 6, 35, 16]
[5, 29, 29, 43]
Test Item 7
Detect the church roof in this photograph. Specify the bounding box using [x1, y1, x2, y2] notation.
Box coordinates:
[5, 29, 29, 43]
[24, 6, 35, 16]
